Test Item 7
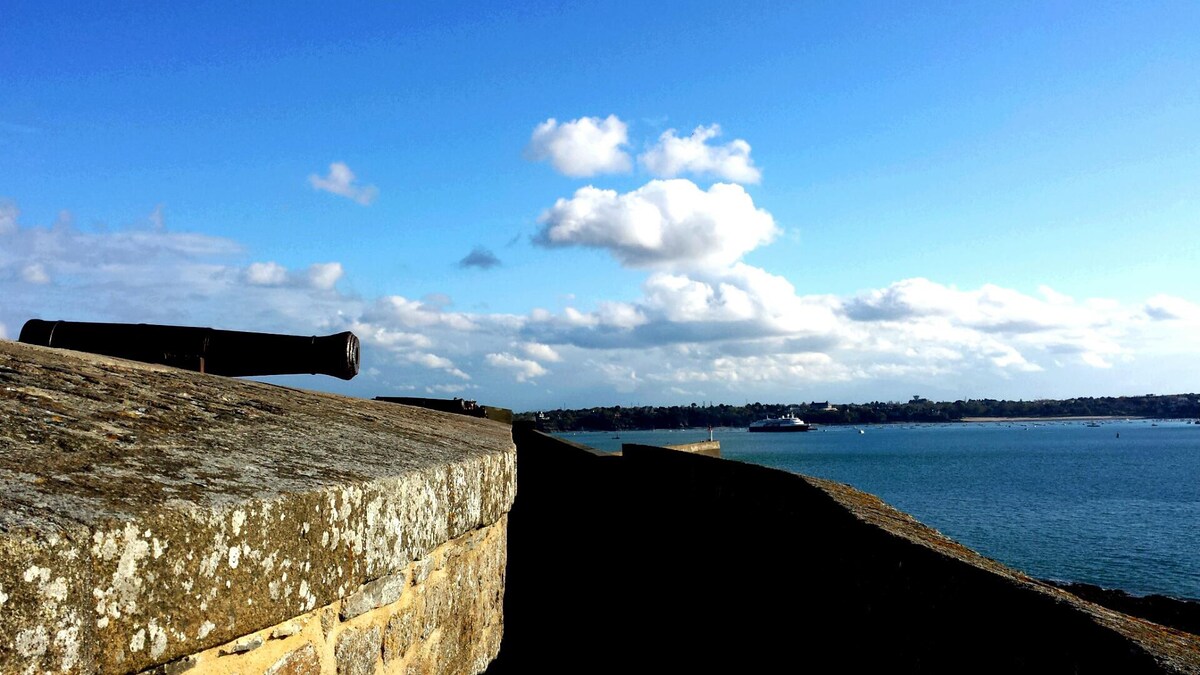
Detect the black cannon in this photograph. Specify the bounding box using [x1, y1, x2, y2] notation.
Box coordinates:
[18, 319, 360, 380]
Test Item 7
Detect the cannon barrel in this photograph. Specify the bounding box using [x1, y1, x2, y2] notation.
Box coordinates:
[18, 319, 360, 380]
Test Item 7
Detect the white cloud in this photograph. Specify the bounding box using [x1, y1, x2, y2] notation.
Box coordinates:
[245, 261, 288, 286]
[426, 383, 477, 395]
[518, 268, 1150, 391]
[844, 277, 971, 322]
[1144, 294, 1200, 322]
[364, 295, 479, 332]
[642, 264, 841, 335]
[982, 341, 1043, 372]
[844, 277, 1109, 334]
[0, 201, 17, 235]
[527, 115, 631, 177]
[306, 262, 343, 290]
[309, 162, 379, 205]
[840, 278, 1134, 372]
[148, 204, 165, 231]
[536, 179, 778, 270]
[349, 321, 433, 350]
[590, 359, 640, 393]
[638, 124, 761, 183]
[20, 263, 49, 284]
[408, 352, 470, 380]
[0, 203, 366, 345]
[486, 352, 547, 382]
[242, 261, 342, 290]
[686, 352, 850, 385]
[519, 342, 562, 363]
[521, 264, 841, 353]
[1038, 285, 1074, 305]
[595, 301, 647, 329]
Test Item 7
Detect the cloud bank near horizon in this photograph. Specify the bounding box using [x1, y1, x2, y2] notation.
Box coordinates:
[2, 197, 1195, 407]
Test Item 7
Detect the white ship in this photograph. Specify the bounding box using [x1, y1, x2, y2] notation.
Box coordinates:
[748, 413, 812, 433]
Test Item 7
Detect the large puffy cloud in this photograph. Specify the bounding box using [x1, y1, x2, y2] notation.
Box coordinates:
[642, 264, 838, 334]
[522, 264, 841, 352]
[309, 162, 378, 205]
[527, 115, 632, 177]
[536, 179, 778, 270]
[638, 125, 761, 183]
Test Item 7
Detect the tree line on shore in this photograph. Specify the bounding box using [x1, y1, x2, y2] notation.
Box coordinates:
[518, 393, 1200, 431]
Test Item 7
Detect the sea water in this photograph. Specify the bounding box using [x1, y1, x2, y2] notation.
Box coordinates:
[558, 419, 1200, 600]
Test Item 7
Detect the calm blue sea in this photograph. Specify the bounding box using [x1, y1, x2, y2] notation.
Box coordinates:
[557, 419, 1200, 600]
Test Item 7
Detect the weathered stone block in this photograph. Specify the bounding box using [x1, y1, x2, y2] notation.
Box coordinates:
[265, 643, 321, 675]
[320, 606, 338, 641]
[339, 572, 406, 621]
[410, 556, 433, 585]
[218, 634, 263, 655]
[335, 626, 381, 675]
[271, 618, 308, 639]
[382, 605, 417, 663]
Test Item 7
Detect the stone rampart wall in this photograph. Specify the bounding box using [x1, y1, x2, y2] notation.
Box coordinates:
[0, 341, 514, 674]
[149, 520, 505, 675]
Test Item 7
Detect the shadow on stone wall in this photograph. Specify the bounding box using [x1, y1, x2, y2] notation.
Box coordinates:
[487, 423, 1198, 674]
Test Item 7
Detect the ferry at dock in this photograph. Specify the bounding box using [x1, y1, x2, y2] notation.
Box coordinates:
[748, 413, 813, 432]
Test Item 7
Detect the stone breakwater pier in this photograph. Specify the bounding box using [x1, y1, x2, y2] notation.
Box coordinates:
[2, 339, 1200, 673]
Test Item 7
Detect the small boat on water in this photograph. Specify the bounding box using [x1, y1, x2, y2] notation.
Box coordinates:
[748, 413, 812, 433]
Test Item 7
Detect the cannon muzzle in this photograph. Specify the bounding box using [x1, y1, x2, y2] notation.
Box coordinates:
[18, 319, 360, 380]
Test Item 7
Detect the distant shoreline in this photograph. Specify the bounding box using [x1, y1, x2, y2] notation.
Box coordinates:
[959, 415, 1144, 423]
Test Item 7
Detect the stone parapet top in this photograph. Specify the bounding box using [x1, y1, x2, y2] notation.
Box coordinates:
[0, 340, 515, 673]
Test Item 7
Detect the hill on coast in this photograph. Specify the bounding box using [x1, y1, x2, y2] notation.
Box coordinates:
[520, 393, 1200, 431]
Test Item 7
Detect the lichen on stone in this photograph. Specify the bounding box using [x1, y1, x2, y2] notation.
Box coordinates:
[0, 340, 515, 673]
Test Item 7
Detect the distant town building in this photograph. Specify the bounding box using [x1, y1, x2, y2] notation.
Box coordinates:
[810, 401, 838, 411]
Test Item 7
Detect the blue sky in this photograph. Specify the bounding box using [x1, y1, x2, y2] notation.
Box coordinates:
[2, 1, 1198, 410]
